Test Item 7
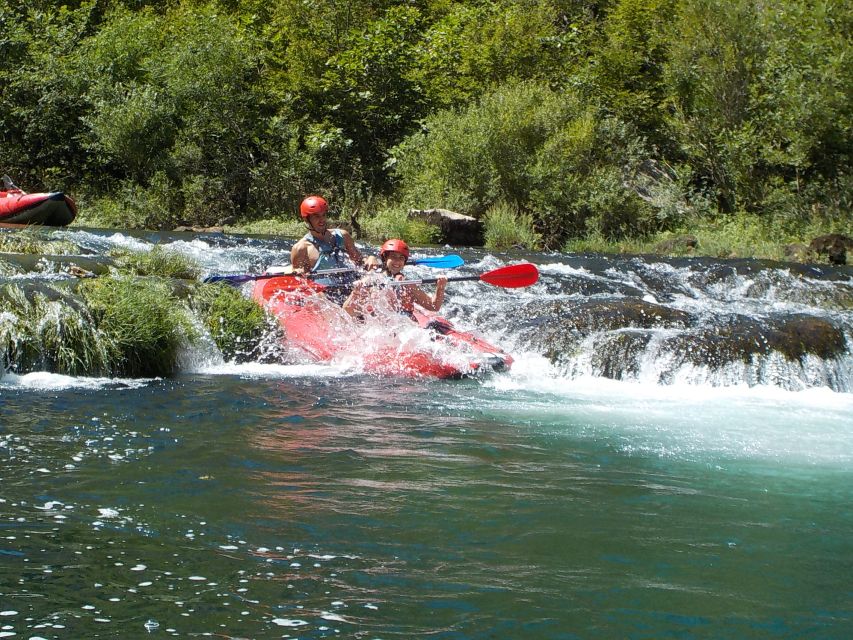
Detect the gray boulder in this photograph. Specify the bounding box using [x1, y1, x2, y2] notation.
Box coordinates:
[408, 208, 484, 246]
[809, 233, 853, 265]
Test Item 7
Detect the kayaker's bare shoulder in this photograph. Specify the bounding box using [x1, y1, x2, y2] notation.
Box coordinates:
[289, 237, 316, 272]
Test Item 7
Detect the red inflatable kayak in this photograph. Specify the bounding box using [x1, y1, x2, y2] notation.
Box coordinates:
[252, 275, 513, 379]
[0, 188, 77, 226]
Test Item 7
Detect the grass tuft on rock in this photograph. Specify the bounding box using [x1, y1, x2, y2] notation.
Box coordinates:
[79, 277, 197, 377]
[225, 218, 305, 238]
[0, 228, 81, 255]
[191, 283, 271, 362]
[0, 284, 110, 376]
[109, 245, 201, 279]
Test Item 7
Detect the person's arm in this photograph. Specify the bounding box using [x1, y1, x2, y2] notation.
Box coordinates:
[343, 281, 369, 318]
[404, 276, 447, 312]
[340, 230, 363, 265]
[289, 240, 312, 273]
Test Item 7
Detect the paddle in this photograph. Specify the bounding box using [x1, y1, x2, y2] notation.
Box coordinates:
[203, 267, 353, 285]
[393, 262, 539, 289]
[410, 254, 464, 268]
[304, 263, 539, 290]
[204, 254, 464, 285]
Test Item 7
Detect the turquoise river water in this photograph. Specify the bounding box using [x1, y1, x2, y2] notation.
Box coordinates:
[2, 368, 852, 639]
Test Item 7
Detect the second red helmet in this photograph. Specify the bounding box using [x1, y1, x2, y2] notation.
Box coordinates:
[300, 195, 328, 218]
[379, 239, 410, 261]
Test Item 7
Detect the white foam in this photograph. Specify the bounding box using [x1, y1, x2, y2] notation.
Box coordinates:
[483, 351, 853, 466]
[0, 372, 151, 391]
[192, 362, 347, 378]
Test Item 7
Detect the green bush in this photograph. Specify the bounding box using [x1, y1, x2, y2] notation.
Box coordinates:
[483, 201, 542, 250]
[78, 172, 175, 230]
[360, 205, 438, 246]
[392, 81, 566, 216]
[393, 80, 656, 247]
[74, 4, 266, 225]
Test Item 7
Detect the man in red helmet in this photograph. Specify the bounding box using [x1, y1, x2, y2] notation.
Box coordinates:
[290, 195, 364, 274]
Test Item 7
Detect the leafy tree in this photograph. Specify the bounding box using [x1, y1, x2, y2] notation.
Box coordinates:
[392, 80, 654, 247]
[662, 0, 766, 213]
[412, 1, 570, 110]
[0, 2, 98, 190]
[76, 3, 268, 226]
[317, 5, 427, 189]
[585, 0, 678, 150]
[662, 0, 852, 223]
[751, 0, 852, 222]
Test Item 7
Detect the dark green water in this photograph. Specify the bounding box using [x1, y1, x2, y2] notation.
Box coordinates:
[2, 372, 851, 639]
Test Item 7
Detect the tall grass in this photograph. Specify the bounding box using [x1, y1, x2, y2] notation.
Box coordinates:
[565, 212, 853, 261]
[225, 218, 306, 238]
[191, 283, 272, 362]
[0, 228, 80, 255]
[483, 201, 542, 250]
[0, 284, 110, 376]
[80, 277, 197, 377]
[109, 245, 201, 279]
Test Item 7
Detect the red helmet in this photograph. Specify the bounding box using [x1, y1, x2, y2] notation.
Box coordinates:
[300, 195, 328, 218]
[379, 238, 409, 261]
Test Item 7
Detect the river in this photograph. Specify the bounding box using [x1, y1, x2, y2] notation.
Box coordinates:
[1, 226, 852, 639]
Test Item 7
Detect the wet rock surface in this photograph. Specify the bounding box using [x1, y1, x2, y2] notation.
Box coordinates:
[505, 254, 851, 388]
[409, 208, 484, 246]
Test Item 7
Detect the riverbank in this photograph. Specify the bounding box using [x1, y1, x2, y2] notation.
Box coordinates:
[209, 209, 853, 266]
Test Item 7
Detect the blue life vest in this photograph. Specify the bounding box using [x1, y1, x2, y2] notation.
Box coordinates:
[302, 230, 359, 303]
[302, 229, 349, 272]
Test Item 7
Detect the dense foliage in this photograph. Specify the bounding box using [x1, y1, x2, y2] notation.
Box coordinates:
[1, 0, 850, 249]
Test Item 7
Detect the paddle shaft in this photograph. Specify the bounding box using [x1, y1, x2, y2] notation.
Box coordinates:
[392, 275, 478, 286]
[204, 267, 353, 284]
[204, 254, 463, 284]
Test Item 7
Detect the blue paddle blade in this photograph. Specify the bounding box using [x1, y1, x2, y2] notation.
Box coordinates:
[203, 257, 463, 285]
[410, 254, 464, 268]
[203, 273, 255, 285]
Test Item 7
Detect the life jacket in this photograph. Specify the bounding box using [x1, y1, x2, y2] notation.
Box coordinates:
[302, 229, 349, 272]
[302, 230, 359, 303]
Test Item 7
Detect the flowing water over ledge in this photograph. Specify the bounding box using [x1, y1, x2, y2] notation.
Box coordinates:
[1, 227, 852, 638]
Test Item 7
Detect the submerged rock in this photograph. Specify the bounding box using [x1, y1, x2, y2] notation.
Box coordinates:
[514, 298, 694, 360]
[658, 315, 847, 368]
[515, 295, 849, 383]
